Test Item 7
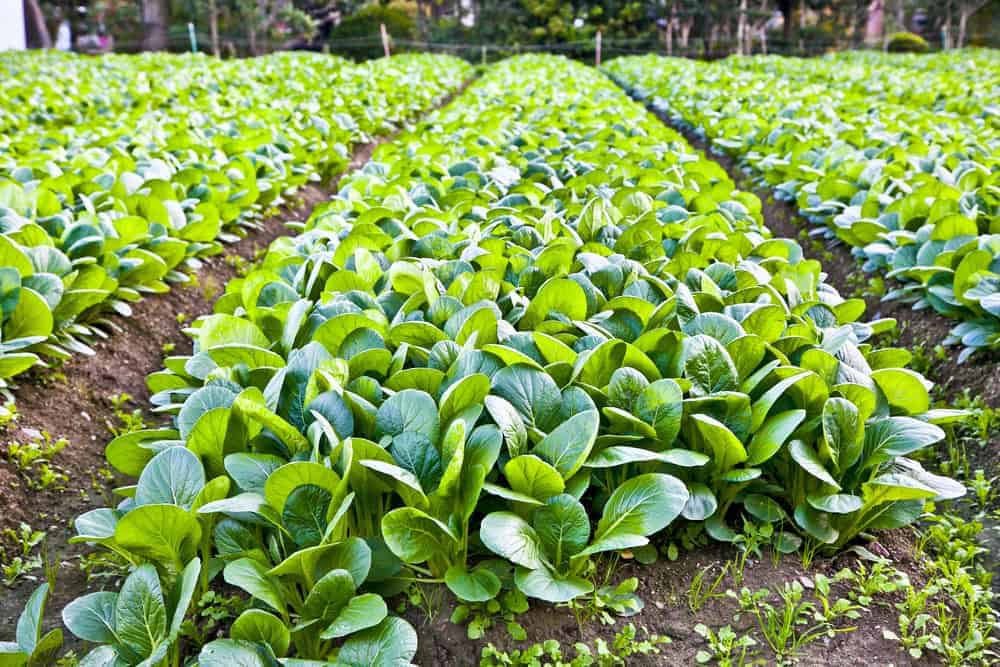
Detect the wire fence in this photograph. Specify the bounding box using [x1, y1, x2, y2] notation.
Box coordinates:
[104, 31, 856, 63]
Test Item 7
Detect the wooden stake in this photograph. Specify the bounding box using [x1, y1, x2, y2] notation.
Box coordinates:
[380, 23, 390, 58]
[595, 30, 602, 67]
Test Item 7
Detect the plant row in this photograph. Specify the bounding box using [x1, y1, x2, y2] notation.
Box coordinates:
[9, 54, 965, 667]
[0, 52, 471, 398]
[605, 51, 1000, 361]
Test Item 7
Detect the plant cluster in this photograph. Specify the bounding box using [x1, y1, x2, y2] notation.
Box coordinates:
[606, 50, 1000, 360]
[0, 51, 471, 399]
[0, 54, 966, 665]
[479, 622, 669, 666]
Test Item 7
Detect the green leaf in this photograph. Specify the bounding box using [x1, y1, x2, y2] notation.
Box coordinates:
[62, 592, 118, 645]
[301, 569, 355, 623]
[479, 512, 545, 570]
[820, 398, 861, 470]
[806, 493, 863, 514]
[634, 379, 683, 448]
[533, 494, 590, 567]
[793, 504, 839, 544]
[862, 417, 944, 468]
[683, 335, 739, 396]
[134, 447, 205, 509]
[514, 566, 593, 603]
[789, 440, 841, 490]
[197, 639, 275, 667]
[438, 373, 490, 426]
[14, 583, 48, 654]
[532, 409, 599, 479]
[115, 504, 201, 567]
[114, 565, 167, 661]
[504, 455, 565, 502]
[582, 473, 689, 557]
[681, 483, 717, 521]
[381, 507, 457, 564]
[689, 414, 748, 472]
[223, 558, 285, 614]
[520, 278, 587, 330]
[320, 594, 388, 640]
[231, 610, 290, 658]
[872, 368, 931, 414]
[747, 409, 804, 466]
[168, 557, 201, 639]
[743, 494, 787, 522]
[375, 389, 440, 442]
[484, 395, 528, 457]
[491, 364, 562, 432]
[389, 431, 443, 493]
[263, 461, 340, 515]
[336, 617, 418, 667]
[444, 565, 502, 603]
[282, 484, 331, 548]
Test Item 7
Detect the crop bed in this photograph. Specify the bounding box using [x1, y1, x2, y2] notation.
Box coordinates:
[606, 51, 1000, 362]
[0, 51, 471, 401]
[1, 53, 997, 667]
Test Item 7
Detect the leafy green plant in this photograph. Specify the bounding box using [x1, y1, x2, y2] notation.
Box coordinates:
[1, 522, 46, 587]
[0, 51, 472, 396]
[3, 431, 68, 490]
[694, 623, 757, 666]
[451, 587, 529, 641]
[0, 583, 63, 666]
[688, 563, 729, 613]
[606, 51, 1000, 360]
[731, 579, 859, 663]
[480, 623, 669, 667]
[20, 53, 963, 665]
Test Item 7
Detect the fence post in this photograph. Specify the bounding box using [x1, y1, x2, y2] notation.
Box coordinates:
[380, 23, 390, 58]
[187, 22, 198, 53]
[481, 45, 486, 65]
[595, 30, 601, 67]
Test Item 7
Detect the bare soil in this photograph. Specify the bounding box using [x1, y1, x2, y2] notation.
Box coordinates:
[408, 533, 936, 666]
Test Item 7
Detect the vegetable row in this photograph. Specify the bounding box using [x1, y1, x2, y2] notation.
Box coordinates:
[22, 54, 963, 667]
[0, 52, 471, 397]
[605, 51, 1000, 360]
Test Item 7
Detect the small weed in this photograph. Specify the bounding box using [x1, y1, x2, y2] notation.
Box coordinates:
[0, 400, 17, 430]
[730, 578, 859, 664]
[452, 588, 529, 641]
[839, 557, 910, 606]
[882, 510, 999, 665]
[106, 393, 146, 437]
[694, 623, 757, 666]
[479, 623, 669, 666]
[688, 562, 730, 613]
[402, 580, 446, 622]
[0, 523, 46, 587]
[3, 431, 69, 490]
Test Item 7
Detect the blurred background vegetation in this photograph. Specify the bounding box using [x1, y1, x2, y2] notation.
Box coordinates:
[22, 0, 1000, 59]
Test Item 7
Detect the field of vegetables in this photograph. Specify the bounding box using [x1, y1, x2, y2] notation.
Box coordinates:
[0, 51, 470, 403]
[1, 50, 998, 667]
[606, 50, 1000, 362]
